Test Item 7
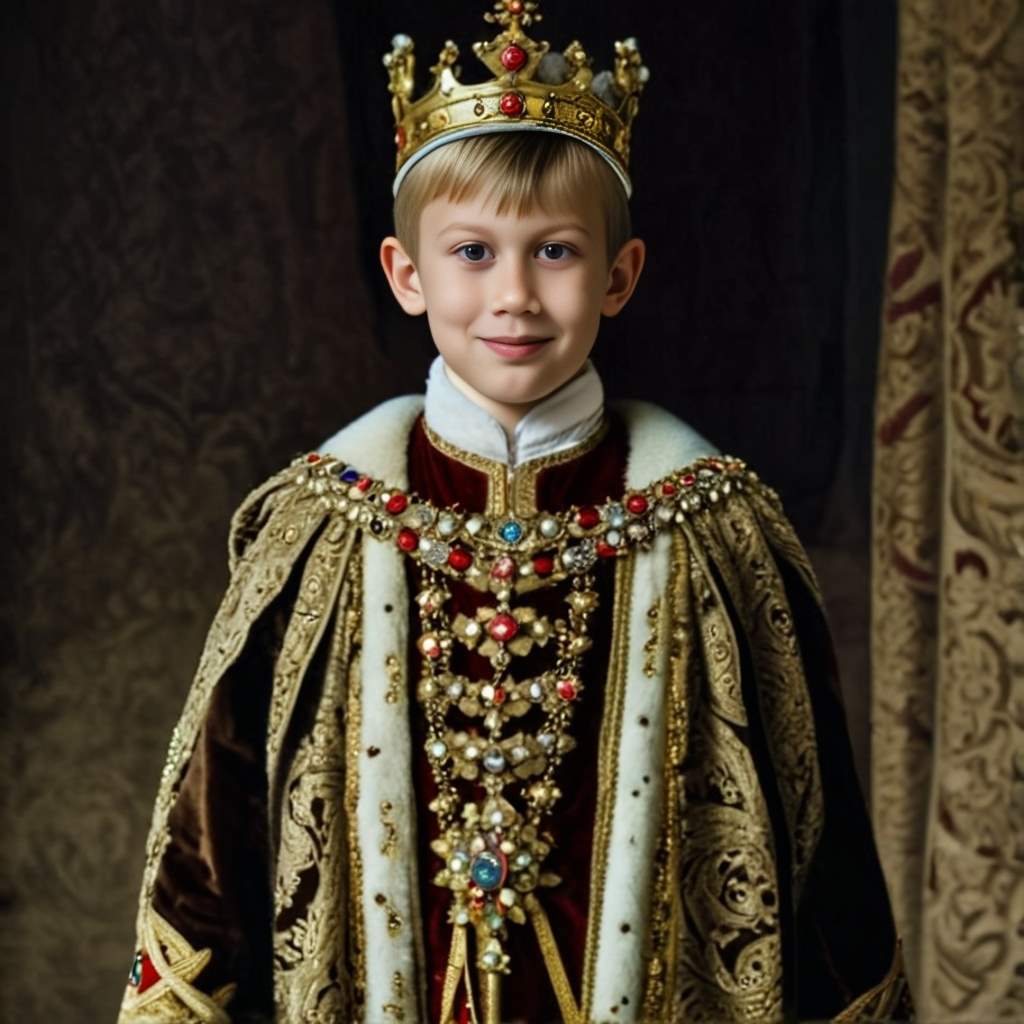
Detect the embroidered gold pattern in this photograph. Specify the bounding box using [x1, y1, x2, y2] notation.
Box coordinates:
[642, 598, 661, 677]
[385, 652, 403, 704]
[379, 799, 399, 857]
[271, 541, 362, 1022]
[641, 531, 691, 1019]
[581, 551, 634, 1018]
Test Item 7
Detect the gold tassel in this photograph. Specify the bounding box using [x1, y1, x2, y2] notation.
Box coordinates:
[439, 924, 468, 1024]
[525, 893, 583, 1024]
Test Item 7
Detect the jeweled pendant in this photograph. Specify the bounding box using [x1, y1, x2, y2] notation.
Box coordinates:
[470, 850, 507, 891]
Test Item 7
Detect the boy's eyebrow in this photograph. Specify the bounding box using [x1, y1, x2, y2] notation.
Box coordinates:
[437, 221, 592, 237]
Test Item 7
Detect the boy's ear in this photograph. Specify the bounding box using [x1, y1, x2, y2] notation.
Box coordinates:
[380, 236, 426, 315]
[601, 237, 646, 317]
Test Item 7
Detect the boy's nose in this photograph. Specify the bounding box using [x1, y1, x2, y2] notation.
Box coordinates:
[491, 260, 541, 316]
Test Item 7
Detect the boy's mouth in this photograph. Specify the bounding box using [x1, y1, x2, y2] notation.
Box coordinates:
[480, 335, 552, 360]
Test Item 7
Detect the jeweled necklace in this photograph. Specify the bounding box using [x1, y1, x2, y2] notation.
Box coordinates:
[292, 450, 752, 986]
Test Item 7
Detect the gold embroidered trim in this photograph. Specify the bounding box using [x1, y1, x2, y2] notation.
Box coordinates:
[643, 598, 661, 677]
[581, 550, 634, 1018]
[119, 908, 235, 1023]
[345, 543, 369, 1009]
[422, 414, 609, 517]
[526, 893, 584, 1024]
[642, 530, 691, 1018]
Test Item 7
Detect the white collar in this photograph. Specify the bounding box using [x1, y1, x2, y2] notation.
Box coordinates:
[422, 355, 606, 468]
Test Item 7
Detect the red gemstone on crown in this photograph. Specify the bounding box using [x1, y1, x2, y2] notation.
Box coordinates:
[356, 476, 372, 491]
[596, 541, 618, 559]
[491, 555, 516, 580]
[493, 686, 506, 704]
[681, 472, 697, 487]
[556, 679, 578, 701]
[501, 44, 527, 72]
[499, 91, 525, 117]
[448, 547, 473, 572]
[576, 506, 600, 529]
[395, 126, 406, 149]
[306, 452, 321, 464]
[397, 527, 418, 552]
[507, 0, 524, 13]
[626, 494, 648, 515]
[532, 554, 555, 576]
[386, 493, 409, 515]
[488, 613, 519, 642]
[661, 482, 677, 495]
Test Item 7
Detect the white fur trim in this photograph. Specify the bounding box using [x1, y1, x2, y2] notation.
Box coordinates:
[355, 533, 422, 1020]
[613, 399, 718, 488]
[587, 531, 672, 1021]
[319, 395, 425, 487]
[587, 401, 713, 1019]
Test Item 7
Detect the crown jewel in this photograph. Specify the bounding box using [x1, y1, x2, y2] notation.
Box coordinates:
[383, 1, 649, 196]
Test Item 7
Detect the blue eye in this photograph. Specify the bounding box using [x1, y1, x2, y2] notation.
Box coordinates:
[458, 243, 490, 262]
[539, 243, 571, 261]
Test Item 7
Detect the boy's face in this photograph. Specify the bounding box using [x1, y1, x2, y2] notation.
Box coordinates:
[382, 185, 644, 428]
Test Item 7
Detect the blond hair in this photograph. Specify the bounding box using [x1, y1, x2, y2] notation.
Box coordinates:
[393, 132, 631, 265]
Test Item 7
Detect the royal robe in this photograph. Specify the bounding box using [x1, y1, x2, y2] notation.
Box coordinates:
[118, 396, 910, 1023]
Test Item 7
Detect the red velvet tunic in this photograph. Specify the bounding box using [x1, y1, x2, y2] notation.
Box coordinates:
[405, 411, 629, 1023]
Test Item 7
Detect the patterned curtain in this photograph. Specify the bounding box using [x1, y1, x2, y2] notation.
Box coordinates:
[872, 2, 1024, 1020]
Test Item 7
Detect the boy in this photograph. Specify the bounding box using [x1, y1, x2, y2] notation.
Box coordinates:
[119, 3, 909, 1022]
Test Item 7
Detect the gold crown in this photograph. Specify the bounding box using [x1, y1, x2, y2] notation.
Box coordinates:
[383, 0, 649, 197]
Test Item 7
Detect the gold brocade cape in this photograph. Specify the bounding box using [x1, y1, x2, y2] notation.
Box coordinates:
[119, 397, 909, 1023]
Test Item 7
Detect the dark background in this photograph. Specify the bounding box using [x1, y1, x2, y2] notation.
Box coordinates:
[0, 1, 895, 1018]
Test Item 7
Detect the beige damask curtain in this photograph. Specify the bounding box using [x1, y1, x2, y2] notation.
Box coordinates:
[872, 1, 1024, 1020]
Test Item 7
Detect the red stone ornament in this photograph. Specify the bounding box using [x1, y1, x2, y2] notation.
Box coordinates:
[681, 472, 697, 487]
[596, 541, 618, 559]
[661, 482, 677, 495]
[556, 678, 578, 701]
[499, 91, 526, 117]
[356, 476, 372, 492]
[532, 553, 555, 576]
[306, 452, 321, 464]
[493, 686, 507, 704]
[397, 527, 418, 552]
[448, 547, 473, 572]
[395, 125, 406, 149]
[576, 506, 600, 529]
[491, 555, 516, 580]
[507, 0, 524, 14]
[386, 492, 409, 515]
[501, 44, 527, 72]
[488, 613, 519, 642]
[626, 494, 649, 515]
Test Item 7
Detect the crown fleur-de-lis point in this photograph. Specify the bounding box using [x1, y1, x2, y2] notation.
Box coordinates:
[614, 37, 649, 97]
[431, 40, 461, 96]
[484, 0, 542, 31]
[562, 40, 594, 91]
[383, 33, 416, 120]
